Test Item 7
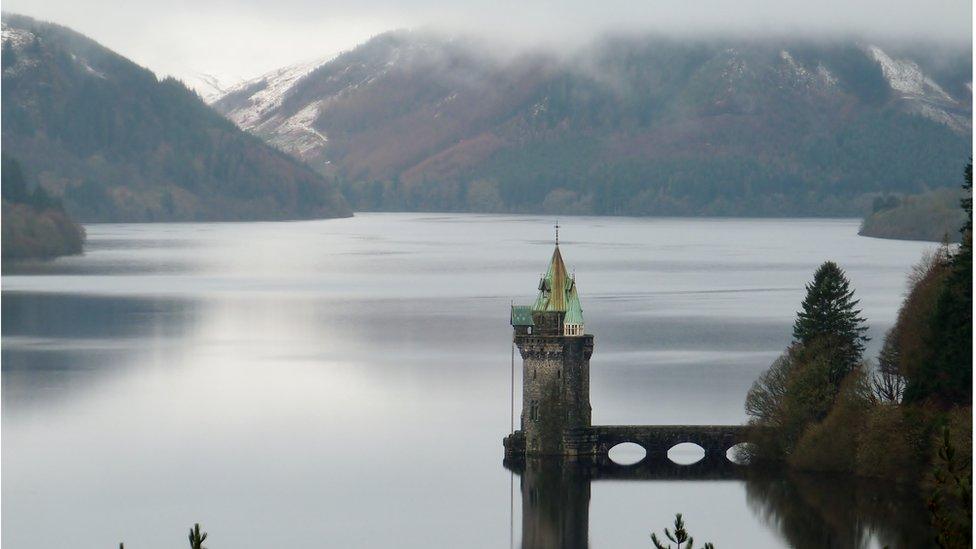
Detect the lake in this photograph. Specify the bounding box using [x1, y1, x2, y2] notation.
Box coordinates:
[2, 213, 938, 548]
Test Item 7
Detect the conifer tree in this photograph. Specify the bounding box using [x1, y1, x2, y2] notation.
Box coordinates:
[188, 523, 207, 549]
[2, 153, 29, 203]
[906, 162, 973, 406]
[2, 40, 16, 70]
[792, 261, 869, 380]
[651, 513, 715, 549]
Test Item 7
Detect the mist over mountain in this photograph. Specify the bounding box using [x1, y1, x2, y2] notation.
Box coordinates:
[214, 31, 971, 216]
[1, 13, 351, 222]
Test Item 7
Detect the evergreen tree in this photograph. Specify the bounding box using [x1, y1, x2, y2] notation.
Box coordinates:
[927, 425, 972, 549]
[188, 523, 207, 549]
[1, 153, 29, 203]
[792, 261, 869, 380]
[651, 513, 715, 549]
[905, 162, 973, 406]
[2, 152, 60, 209]
[2, 39, 16, 70]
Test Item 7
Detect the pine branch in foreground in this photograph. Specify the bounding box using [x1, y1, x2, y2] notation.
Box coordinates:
[651, 513, 715, 549]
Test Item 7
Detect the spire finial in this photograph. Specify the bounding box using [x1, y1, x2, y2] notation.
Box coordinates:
[555, 220, 560, 246]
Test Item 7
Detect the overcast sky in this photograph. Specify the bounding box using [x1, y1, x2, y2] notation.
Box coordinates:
[4, 0, 973, 91]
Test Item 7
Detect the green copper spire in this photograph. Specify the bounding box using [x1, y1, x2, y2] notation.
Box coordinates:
[564, 280, 584, 325]
[533, 245, 570, 312]
[530, 241, 585, 335]
[513, 224, 585, 335]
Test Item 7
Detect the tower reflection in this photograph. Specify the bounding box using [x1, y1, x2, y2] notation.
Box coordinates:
[505, 456, 933, 548]
[505, 455, 743, 549]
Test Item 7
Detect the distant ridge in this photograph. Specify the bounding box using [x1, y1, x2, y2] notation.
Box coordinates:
[1, 13, 351, 222]
[213, 31, 972, 217]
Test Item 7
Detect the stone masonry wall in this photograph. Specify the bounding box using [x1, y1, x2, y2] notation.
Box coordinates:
[517, 329, 594, 456]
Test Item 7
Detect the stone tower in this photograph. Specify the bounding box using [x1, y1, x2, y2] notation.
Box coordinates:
[508, 242, 593, 456]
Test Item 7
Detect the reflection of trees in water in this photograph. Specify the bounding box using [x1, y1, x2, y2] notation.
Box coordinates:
[745, 470, 934, 548]
[508, 457, 934, 549]
[2, 293, 199, 410]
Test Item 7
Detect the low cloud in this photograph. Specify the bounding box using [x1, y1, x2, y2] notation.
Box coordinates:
[4, 0, 971, 86]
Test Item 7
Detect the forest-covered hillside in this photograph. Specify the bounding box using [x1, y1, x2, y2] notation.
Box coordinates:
[860, 187, 967, 242]
[2, 153, 84, 260]
[1, 14, 350, 222]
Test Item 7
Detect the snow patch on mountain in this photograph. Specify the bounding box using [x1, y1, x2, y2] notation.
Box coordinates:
[867, 45, 953, 101]
[1, 24, 34, 48]
[218, 56, 333, 131]
[4, 24, 105, 79]
[778, 50, 837, 92]
[866, 45, 969, 132]
[211, 39, 436, 162]
[1, 24, 40, 75]
[183, 72, 243, 103]
[720, 48, 746, 86]
[255, 99, 329, 159]
[69, 53, 107, 79]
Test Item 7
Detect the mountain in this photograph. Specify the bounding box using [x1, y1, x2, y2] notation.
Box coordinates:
[213, 32, 972, 216]
[1, 14, 351, 222]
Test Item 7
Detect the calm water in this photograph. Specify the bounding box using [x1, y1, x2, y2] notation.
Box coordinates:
[2, 213, 937, 548]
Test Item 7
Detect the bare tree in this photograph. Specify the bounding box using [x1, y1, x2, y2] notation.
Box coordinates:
[872, 328, 905, 403]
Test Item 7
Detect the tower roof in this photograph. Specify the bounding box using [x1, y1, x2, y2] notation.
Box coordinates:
[564, 283, 584, 325]
[532, 245, 583, 326]
[533, 246, 568, 312]
[511, 305, 534, 326]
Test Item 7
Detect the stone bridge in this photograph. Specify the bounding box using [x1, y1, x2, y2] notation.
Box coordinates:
[504, 424, 752, 463]
[504, 452, 746, 481]
[564, 425, 750, 461]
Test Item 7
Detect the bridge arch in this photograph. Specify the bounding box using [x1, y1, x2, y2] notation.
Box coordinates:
[725, 442, 755, 464]
[607, 442, 647, 465]
[667, 442, 706, 465]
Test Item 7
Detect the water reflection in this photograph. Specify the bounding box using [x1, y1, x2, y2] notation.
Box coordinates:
[746, 470, 934, 549]
[2, 293, 199, 413]
[507, 455, 743, 548]
[506, 457, 933, 548]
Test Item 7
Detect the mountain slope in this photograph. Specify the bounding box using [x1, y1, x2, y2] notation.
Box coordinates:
[1, 14, 350, 222]
[214, 32, 972, 216]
